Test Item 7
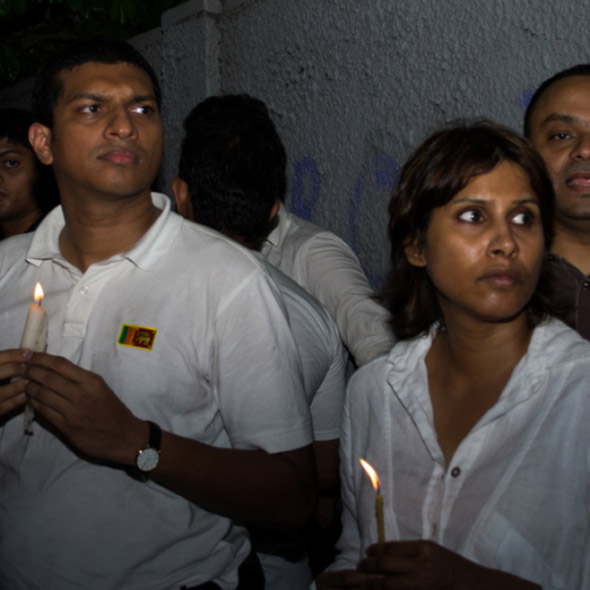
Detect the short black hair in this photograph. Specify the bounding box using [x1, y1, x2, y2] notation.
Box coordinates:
[0, 108, 59, 215]
[178, 94, 287, 249]
[0, 108, 35, 148]
[524, 64, 590, 137]
[32, 36, 161, 129]
[385, 119, 556, 340]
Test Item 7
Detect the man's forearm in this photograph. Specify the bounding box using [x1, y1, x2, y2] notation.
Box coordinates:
[146, 429, 317, 529]
[20, 352, 317, 530]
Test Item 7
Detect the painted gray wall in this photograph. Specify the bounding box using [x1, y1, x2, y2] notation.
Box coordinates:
[2, 0, 587, 285]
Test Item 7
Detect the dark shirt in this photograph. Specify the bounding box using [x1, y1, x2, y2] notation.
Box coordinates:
[0, 216, 43, 241]
[25, 217, 43, 233]
[546, 252, 590, 340]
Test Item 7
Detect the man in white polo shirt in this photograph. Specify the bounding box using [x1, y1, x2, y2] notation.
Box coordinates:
[0, 38, 315, 590]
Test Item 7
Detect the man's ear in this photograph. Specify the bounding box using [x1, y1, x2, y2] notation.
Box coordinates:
[404, 238, 427, 268]
[172, 177, 194, 221]
[28, 123, 54, 165]
[269, 199, 280, 221]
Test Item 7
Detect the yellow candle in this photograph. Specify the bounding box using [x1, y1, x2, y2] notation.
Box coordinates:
[20, 282, 47, 434]
[375, 491, 385, 543]
[360, 458, 386, 543]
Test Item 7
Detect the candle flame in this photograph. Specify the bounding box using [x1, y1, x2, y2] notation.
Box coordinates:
[360, 458, 381, 491]
[34, 282, 44, 305]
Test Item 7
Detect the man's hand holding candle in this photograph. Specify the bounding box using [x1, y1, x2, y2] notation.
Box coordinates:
[22, 351, 145, 465]
[0, 349, 29, 420]
[20, 282, 48, 433]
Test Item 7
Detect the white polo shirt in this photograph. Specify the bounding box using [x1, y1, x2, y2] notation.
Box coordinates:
[259, 255, 347, 441]
[0, 194, 312, 590]
[332, 318, 590, 589]
[251, 257, 347, 590]
[261, 203, 395, 366]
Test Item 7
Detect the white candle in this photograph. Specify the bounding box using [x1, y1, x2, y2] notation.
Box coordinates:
[20, 282, 47, 434]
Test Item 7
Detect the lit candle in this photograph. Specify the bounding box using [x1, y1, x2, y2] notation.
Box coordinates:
[20, 282, 47, 434]
[360, 457, 385, 543]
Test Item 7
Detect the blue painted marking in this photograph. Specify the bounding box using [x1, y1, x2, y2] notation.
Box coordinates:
[520, 87, 533, 112]
[287, 151, 399, 289]
[349, 151, 399, 290]
[350, 172, 364, 254]
[349, 150, 399, 254]
[290, 157, 320, 221]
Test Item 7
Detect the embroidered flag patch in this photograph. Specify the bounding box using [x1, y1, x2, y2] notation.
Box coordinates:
[117, 324, 158, 350]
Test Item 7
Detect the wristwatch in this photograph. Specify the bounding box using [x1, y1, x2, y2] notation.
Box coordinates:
[135, 420, 162, 474]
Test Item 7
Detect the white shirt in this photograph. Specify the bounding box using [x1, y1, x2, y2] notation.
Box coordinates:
[252, 256, 346, 589]
[333, 318, 590, 590]
[0, 194, 313, 590]
[258, 254, 347, 441]
[261, 204, 395, 366]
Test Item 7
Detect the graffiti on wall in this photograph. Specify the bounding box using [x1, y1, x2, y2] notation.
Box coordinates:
[288, 91, 533, 289]
[288, 150, 400, 289]
[290, 157, 321, 221]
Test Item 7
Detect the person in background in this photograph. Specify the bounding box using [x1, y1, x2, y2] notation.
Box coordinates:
[0, 108, 58, 239]
[525, 64, 590, 339]
[180, 94, 395, 367]
[0, 38, 316, 590]
[174, 94, 348, 589]
[316, 121, 590, 589]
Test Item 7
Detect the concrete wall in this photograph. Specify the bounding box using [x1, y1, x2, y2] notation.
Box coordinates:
[2, 0, 588, 286]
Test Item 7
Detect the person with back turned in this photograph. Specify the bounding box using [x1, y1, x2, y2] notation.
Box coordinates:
[174, 93, 348, 589]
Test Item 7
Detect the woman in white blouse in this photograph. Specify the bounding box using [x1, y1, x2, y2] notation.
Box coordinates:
[316, 121, 590, 590]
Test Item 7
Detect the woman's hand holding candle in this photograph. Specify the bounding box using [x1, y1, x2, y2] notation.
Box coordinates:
[358, 540, 542, 589]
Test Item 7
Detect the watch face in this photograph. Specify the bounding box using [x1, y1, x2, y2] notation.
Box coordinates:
[136, 447, 160, 472]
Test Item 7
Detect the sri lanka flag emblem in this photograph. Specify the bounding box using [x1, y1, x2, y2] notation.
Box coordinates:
[117, 324, 158, 350]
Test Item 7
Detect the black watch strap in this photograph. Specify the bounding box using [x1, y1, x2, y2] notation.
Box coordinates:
[146, 420, 162, 451]
[127, 420, 162, 482]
